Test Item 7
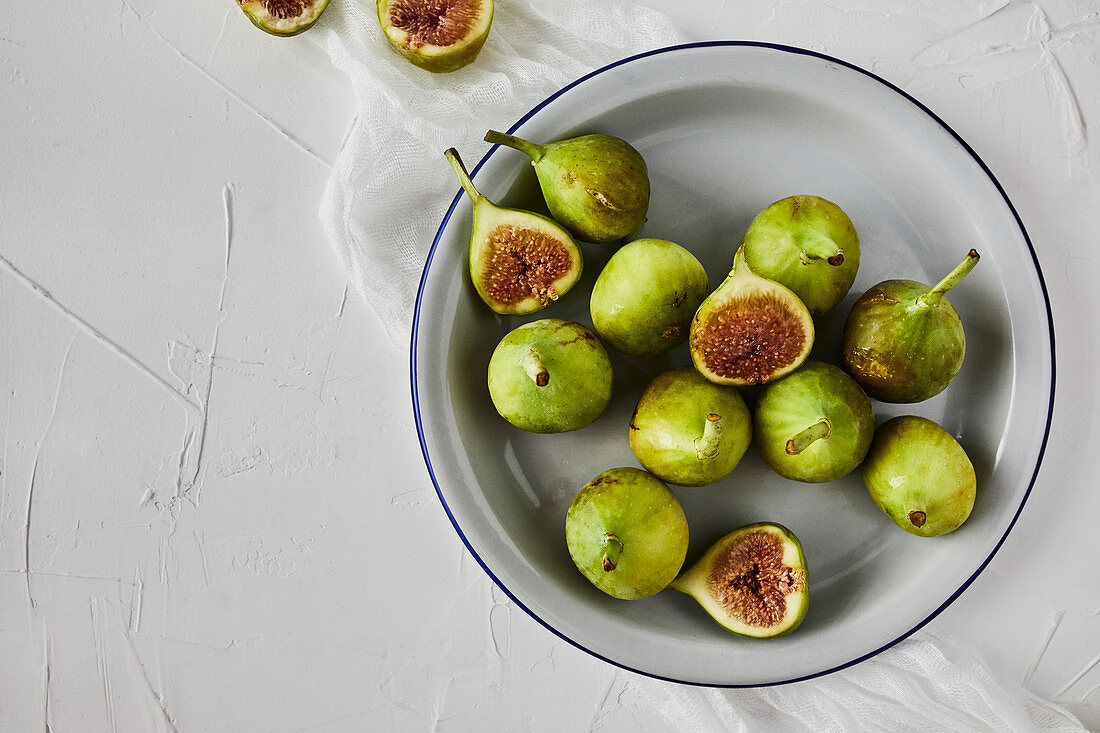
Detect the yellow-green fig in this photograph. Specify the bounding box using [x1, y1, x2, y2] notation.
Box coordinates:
[239, 0, 330, 36]
[487, 319, 611, 434]
[484, 130, 650, 243]
[861, 415, 977, 537]
[741, 195, 860, 316]
[629, 367, 752, 487]
[689, 248, 815, 386]
[446, 148, 582, 315]
[566, 468, 689, 600]
[590, 239, 709, 356]
[378, 0, 493, 73]
[754, 361, 875, 483]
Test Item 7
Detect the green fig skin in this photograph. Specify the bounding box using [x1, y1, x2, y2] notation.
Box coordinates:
[377, 0, 493, 73]
[741, 195, 860, 317]
[671, 522, 808, 638]
[485, 131, 650, 244]
[487, 320, 612, 433]
[861, 416, 976, 537]
[843, 250, 978, 403]
[590, 239, 709, 356]
[629, 367, 752, 487]
[754, 361, 875, 483]
[566, 468, 689, 600]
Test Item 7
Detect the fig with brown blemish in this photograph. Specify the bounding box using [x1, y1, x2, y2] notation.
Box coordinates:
[740, 195, 861, 317]
[566, 467, 689, 600]
[486, 319, 612, 434]
[484, 130, 650, 244]
[589, 238, 710, 357]
[842, 250, 979, 403]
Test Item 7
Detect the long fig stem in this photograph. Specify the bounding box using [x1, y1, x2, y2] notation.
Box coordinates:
[484, 130, 546, 162]
[694, 414, 723, 460]
[786, 417, 832, 455]
[919, 249, 980, 307]
[601, 533, 623, 572]
[518, 349, 549, 387]
[444, 148, 483, 203]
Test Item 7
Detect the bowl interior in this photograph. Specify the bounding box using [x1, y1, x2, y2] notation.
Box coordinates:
[413, 43, 1052, 686]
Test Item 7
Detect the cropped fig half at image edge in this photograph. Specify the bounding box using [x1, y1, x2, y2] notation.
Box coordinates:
[238, 0, 331, 37]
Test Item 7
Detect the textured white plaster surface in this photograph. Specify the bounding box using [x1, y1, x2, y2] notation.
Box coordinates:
[1, 0, 1097, 730]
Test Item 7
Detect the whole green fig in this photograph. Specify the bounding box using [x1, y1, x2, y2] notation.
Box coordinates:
[741, 195, 860, 316]
[487, 319, 612, 433]
[754, 361, 874, 483]
[861, 415, 976, 537]
[484, 130, 650, 243]
[590, 239, 709, 356]
[566, 467, 689, 600]
[629, 367, 752, 486]
[843, 250, 979, 403]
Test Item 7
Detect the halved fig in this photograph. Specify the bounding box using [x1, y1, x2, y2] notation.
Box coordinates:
[689, 248, 814, 386]
[239, 0, 330, 37]
[445, 148, 582, 315]
[671, 522, 808, 638]
[378, 0, 493, 73]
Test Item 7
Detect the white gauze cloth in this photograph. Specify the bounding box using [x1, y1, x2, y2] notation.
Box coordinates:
[310, 2, 1085, 729]
[633, 631, 1084, 732]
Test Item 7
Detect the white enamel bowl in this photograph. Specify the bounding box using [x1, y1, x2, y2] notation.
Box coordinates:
[412, 42, 1054, 686]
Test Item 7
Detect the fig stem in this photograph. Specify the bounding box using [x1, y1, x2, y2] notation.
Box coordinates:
[694, 413, 723, 460]
[444, 148, 483, 203]
[785, 417, 832, 455]
[918, 249, 980, 307]
[484, 130, 546, 162]
[796, 229, 844, 266]
[601, 533, 623, 572]
[729, 246, 750, 277]
[518, 349, 549, 387]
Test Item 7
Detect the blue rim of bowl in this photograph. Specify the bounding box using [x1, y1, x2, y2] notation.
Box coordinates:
[409, 40, 1056, 688]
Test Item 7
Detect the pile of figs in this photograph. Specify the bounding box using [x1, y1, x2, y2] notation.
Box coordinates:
[446, 130, 981, 640]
